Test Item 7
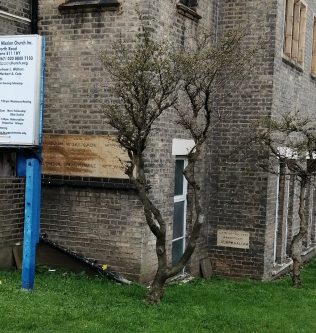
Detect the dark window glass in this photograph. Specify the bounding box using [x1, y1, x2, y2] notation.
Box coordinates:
[174, 160, 184, 196]
[173, 201, 185, 239]
[180, 0, 198, 8]
[172, 239, 184, 264]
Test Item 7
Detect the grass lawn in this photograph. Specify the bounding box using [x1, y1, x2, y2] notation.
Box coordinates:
[1, 261, 316, 333]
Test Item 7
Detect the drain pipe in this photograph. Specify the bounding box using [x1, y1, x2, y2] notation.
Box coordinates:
[31, 0, 38, 34]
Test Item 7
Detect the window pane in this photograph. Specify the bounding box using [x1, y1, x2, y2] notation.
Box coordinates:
[172, 239, 184, 264]
[174, 160, 184, 196]
[173, 201, 185, 239]
[312, 18, 316, 75]
[180, 0, 197, 7]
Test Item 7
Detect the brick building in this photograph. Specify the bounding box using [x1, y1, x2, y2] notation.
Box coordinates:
[1, 0, 316, 281]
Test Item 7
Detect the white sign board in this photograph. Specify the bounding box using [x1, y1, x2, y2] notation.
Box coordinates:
[0, 35, 43, 146]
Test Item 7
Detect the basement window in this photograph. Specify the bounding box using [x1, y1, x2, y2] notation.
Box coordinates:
[311, 17, 316, 77]
[283, 0, 307, 67]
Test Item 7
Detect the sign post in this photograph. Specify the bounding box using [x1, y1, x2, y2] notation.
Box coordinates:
[0, 35, 45, 290]
[21, 158, 41, 289]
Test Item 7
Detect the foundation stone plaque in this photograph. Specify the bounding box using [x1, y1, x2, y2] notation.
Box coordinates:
[217, 229, 250, 249]
[42, 134, 129, 179]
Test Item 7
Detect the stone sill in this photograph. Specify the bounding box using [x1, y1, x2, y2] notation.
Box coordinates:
[271, 258, 292, 277]
[59, 0, 120, 11]
[176, 3, 201, 22]
[42, 175, 135, 191]
[310, 73, 316, 82]
[282, 55, 303, 73]
[271, 245, 316, 279]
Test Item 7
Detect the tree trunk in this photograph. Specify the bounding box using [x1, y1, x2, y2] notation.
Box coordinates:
[128, 154, 169, 304]
[146, 272, 167, 304]
[292, 256, 301, 288]
[290, 177, 308, 288]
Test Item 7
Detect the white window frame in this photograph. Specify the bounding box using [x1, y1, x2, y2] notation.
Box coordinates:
[273, 161, 291, 265]
[311, 16, 316, 76]
[273, 164, 280, 265]
[172, 157, 188, 266]
[312, 188, 316, 243]
[283, 0, 307, 67]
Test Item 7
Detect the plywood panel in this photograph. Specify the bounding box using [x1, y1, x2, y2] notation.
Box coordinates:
[42, 134, 129, 179]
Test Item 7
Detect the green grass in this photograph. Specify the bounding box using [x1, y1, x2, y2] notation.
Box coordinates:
[1, 261, 316, 333]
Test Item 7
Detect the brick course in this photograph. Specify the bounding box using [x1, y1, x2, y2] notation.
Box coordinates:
[0, 2, 30, 249]
[207, 0, 278, 279]
[0, 0, 31, 35]
[0, 178, 25, 247]
[38, 0, 212, 281]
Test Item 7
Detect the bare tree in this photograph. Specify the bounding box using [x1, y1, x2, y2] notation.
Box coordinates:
[100, 27, 255, 303]
[250, 110, 316, 287]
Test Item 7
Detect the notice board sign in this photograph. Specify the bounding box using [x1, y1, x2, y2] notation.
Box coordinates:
[42, 134, 129, 179]
[0, 35, 43, 146]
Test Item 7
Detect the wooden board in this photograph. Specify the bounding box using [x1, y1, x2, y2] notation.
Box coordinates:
[200, 258, 212, 278]
[42, 134, 129, 179]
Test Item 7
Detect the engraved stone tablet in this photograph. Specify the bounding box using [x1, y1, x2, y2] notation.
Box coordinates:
[217, 229, 250, 249]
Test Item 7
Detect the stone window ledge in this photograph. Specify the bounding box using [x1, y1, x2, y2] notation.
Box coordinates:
[59, 0, 120, 11]
[271, 245, 316, 279]
[311, 73, 316, 82]
[281, 55, 303, 74]
[42, 175, 135, 191]
[176, 3, 201, 22]
[271, 258, 292, 278]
